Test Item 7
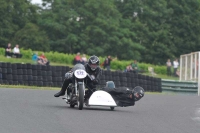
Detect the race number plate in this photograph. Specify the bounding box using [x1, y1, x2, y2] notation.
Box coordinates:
[74, 69, 87, 79]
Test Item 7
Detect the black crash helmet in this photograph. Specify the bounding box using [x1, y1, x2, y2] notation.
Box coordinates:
[133, 86, 145, 101]
[88, 55, 100, 71]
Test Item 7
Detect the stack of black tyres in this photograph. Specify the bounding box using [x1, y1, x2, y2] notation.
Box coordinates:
[0, 62, 162, 92]
[0, 62, 71, 87]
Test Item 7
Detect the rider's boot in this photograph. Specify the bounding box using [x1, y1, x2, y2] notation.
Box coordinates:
[54, 87, 66, 97]
[54, 79, 69, 97]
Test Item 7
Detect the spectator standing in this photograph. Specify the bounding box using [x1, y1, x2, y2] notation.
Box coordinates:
[74, 52, 81, 65]
[166, 59, 172, 76]
[131, 60, 139, 74]
[13, 44, 22, 58]
[103, 55, 113, 71]
[173, 58, 179, 76]
[5, 43, 13, 58]
[81, 54, 87, 65]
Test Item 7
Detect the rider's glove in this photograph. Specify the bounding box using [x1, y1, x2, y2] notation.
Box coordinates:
[90, 75, 95, 80]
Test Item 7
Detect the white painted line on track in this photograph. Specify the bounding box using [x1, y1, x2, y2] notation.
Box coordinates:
[192, 108, 200, 122]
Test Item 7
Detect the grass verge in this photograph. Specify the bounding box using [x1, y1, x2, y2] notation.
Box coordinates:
[0, 55, 73, 67]
[0, 85, 60, 90]
[0, 85, 162, 94]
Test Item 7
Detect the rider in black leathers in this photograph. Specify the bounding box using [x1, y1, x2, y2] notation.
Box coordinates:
[101, 82, 144, 107]
[54, 55, 101, 100]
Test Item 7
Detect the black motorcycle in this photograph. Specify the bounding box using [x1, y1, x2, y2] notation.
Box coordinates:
[63, 64, 88, 110]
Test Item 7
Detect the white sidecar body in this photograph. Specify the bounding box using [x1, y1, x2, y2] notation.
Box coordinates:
[88, 90, 117, 107]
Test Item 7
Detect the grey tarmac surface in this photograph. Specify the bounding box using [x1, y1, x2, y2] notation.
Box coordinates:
[0, 88, 199, 133]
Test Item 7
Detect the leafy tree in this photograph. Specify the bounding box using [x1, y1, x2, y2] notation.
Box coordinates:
[13, 23, 50, 51]
[39, 0, 145, 60]
[167, 0, 200, 57]
[1, 0, 200, 65]
[0, 0, 39, 48]
[115, 0, 174, 64]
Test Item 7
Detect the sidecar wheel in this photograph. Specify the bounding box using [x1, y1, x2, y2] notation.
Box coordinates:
[110, 107, 115, 111]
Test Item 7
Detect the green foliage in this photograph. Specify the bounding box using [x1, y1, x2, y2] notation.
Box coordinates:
[13, 23, 50, 52]
[153, 65, 167, 75]
[0, 0, 200, 67]
[0, 48, 5, 56]
[20, 48, 33, 59]
[111, 60, 131, 70]
[0, 47, 168, 75]
[0, 0, 39, 47]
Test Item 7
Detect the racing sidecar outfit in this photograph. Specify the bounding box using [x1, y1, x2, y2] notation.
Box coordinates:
[100, 86, 135, 107]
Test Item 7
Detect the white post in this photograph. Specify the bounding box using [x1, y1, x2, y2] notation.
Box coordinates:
[180, 55, 183, 81]
[195, 53, 197, 80]
[190, 54, 193, 80]
[198, 52, 200, 96]
[185, 56, 188, 81]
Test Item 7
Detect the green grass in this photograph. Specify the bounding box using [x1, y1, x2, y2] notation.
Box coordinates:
[0, 84, 60, 90]
[0, 55, 73, 67]
[143, 73, 179, 80]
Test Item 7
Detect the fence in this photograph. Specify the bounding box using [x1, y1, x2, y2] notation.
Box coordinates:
[162, 79, 198, 94]
[180, 51, 200, 96]
[0, 62, 162, 92]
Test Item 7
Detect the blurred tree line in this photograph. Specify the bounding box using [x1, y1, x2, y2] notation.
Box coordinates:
[0, 0, 200, 64]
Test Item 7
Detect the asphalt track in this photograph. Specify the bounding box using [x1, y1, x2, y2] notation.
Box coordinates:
[0, 88, 199, 133]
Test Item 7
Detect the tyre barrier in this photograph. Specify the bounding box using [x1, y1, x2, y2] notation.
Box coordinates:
[0, 62, 162, 92]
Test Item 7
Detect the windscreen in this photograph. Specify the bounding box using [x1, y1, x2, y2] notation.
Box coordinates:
[71, 63, 85, 72]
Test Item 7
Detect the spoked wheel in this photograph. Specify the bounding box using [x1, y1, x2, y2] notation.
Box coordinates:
[78, 84, 84, 110]
[110, 107, 115, 111]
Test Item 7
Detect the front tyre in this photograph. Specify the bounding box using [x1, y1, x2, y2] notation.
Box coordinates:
[78, 84, 84, 110]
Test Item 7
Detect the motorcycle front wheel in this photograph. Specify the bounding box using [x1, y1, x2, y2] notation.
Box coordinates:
[78, 84, 84, 110]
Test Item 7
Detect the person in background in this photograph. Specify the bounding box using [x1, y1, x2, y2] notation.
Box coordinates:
[32, 52, 38, 64]
[13, 44, 22, 58]
[73, 52, 81, 65]
[81, 54, 87, 65]
[166, 59, 172, 76]
[5, 43, 13, 58]
[131, 60, 139, 74]
[37, 52, 50, 65]
[125, 64, 133, 72]
[173, 58, 179, 76]
[103, 55, 115, 71]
